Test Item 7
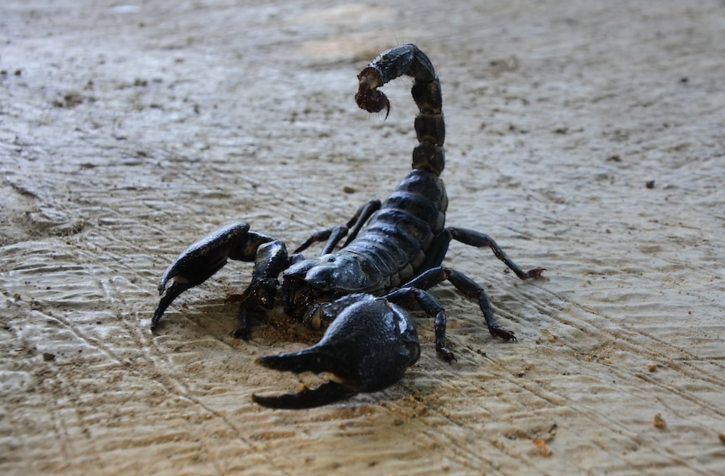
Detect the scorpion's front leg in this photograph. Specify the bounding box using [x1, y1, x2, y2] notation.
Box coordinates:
[252, 294, 420, 409]
[152, 221, 288, 335]
[383, 287, 456, 362]
[402, 267, 518, 343]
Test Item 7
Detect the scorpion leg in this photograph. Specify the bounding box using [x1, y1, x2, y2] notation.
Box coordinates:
[292, 226, 348, 255]
[252, 294, 420, 409]
[384, 287, 456, 362]
[408, 228, 542, 341]
[402, 266, 520, 342]
[341, 199, 382, 247]
[421, 228, 544, 280]
[293, 199, 381, 254]
[447, 227, 544, 280]
[152, 222, 288, 336]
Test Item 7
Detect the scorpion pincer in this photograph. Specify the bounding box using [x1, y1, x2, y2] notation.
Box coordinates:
[151, 44, 544, 409]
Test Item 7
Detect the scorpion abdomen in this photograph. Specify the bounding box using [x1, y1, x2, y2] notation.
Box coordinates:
[342, 169, 448, 289]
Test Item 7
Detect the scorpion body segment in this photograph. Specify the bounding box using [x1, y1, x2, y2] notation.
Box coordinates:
[152, 44, 543, 408]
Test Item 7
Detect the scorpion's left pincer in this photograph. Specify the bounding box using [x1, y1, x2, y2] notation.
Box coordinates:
[252, 294, 420, 409]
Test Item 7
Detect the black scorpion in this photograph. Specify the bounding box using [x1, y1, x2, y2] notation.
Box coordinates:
[151, 44, 544, 409]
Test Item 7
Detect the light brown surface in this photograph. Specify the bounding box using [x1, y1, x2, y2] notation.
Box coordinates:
[1, 1, 724, 475]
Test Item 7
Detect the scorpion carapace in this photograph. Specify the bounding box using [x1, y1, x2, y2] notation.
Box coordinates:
[151, 44, 544, 409]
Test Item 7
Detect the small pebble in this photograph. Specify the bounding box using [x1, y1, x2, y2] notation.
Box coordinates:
[653, 413, 667, 429]
[647, 363, 657, 372]
[532, 438, 552, 456]
[43, 353, 56, 361]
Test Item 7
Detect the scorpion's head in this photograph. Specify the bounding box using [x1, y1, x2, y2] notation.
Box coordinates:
[252, 294, 420, 409]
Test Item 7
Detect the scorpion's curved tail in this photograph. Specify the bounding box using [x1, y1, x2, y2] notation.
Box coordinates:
[356, 44, 445, 176]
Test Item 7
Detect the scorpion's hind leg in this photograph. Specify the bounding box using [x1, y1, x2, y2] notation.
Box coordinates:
[292, 199, 381, 255]
[445, 227, 544, 280]
[252, 294, 420, 409]
[151, 221, 289, 335]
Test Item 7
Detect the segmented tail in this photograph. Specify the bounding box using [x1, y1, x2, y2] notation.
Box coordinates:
[356, 44, 445, 176]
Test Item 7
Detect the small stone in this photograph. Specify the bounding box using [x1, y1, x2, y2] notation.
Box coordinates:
[532, 438, 552, 456]
[653, 413, 667, 429]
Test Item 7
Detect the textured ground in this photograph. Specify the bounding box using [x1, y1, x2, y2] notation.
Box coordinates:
[1, 1, 724, 475]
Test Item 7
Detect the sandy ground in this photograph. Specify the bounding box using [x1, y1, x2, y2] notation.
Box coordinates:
[1, 1, 724, 475]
